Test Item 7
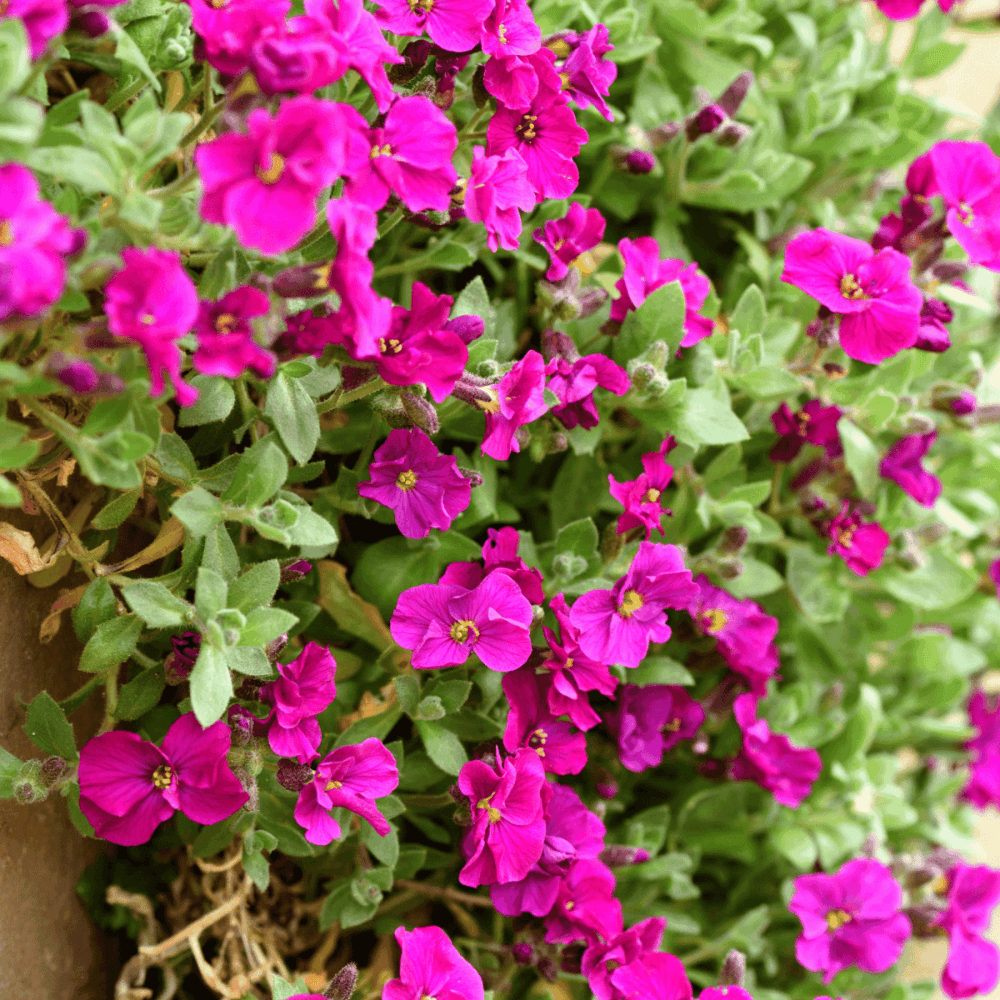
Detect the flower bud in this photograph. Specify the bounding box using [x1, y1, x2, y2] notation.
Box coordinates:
[265, 634, 288, 663]
[325, 963, 359, 1000]
[537, 958, 559, 983]
[718, 949, 746, 987]
[272, 261, 335, 297]
[717, 71, 754, 117]
[822, 362, 847, 379]
[649, 121, 681, 148]
[164, 631, 201, 684]
[277, 760, 315, 793]
[530, 604, 546, 628]
[542, 328, 580, 364]
[717, 558, 743, 580]
[577, 286, 609, 319]
[610, 145, 656, 174]
[46, 353, 100, 393]
[233, 768, 259, 812]
[905, 413, 936, 435]
[39, 756, 69, 788]
[476, 359, 501, 379]
[279, 558, 313, 583]
[717, 525, 748, 555]
[931, 259, 970, 283]
[511, 943, 535, 966]
[715, 122, 751, 148]
[599, 845, 651, 867]
[686, 104, 726, 140]
[457, 466, 484, 488]
[950, 391, 977, 415]
[593, 765, 618, 800]
[629, 362, 657, 391]
[401, 390, 441, 434]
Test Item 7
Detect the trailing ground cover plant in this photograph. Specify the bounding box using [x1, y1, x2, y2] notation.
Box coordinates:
[3, 0, 1000, 997]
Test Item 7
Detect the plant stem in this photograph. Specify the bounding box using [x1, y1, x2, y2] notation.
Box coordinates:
[181, 95, 228, 148]
[458, 104, 491, 142]
[147, 170, 201, 198]
[98, 667, 120, 735]
[335, 377, 388, 409]
[377, 207, 405, 240]
[393, 880, 494, 907]
[131, 648, 159, 670]
[105, 77, 148, 114]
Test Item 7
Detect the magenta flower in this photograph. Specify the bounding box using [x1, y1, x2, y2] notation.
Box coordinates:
[0, 163, 83, 322]
[609, 954, 692, 1000]
[374, 0, 492, 52]
[827, 502, 891, 577]
[731, 694, 821, 808]
[483, 48, 561, 113]
[534, 202, 606, 281]
[551, 25, 618, 121]
[789, 858, 912, 983]
[383, 925, 484, 1000]
[306, 0, 403, 111]
[196, 97, 367, 256]
[345, 95, 458, 213]
[491, 782, 605, 916]
[189, 0, 289, 75]
[570, 541, 697, 669]
[610, 238, 713, 348]
[249, 15, 348, 96]
[872, 153, 936, 253]
[686, 575, 779, 695]
[544, 858, 620, 945]
[781, 228, 923, 364]
[608, 439, 675, 539]
[457, 748, 547, 886]
[439, 526, 545, 605]
[479, 349, 548, 460]
[502, 667, 587, 775]
[465, 147, 536, 253]
[541, 593, 619, 730]
[3, 0, 68, 58]
[951, 390, 977, 415]
[192, 286, 275, 379]
[880, 431, 941, 508]
[581, 917, 666, 1000]
[606, 683, 704, 773]
[104, 248, 199, 407]
[78, 713, 248, 846]
[935, 863, 1000, 999]
[487, 81, 589, 202]
[390, 573, 533, 671]
[164, 631, 200, 683]
[481, 0, 540, 56]
[293, 738, 399, 845]
[546, 352, 630, 430]
[929, 141, 1000, 271]
[962, 691, 1000, 810]
[358, 428, 471, 538]
[359, 281, 468, 401]
[259, 642, 338, 763]
[916, 298, 953, 353]
[968, 690, 1000, 756]
[770, 399, 843, 463]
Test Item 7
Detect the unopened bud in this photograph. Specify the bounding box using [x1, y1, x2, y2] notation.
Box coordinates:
[537, 958, 559, 983]
[931, 259, 969, 283]
[718, 949, 746, 987]
[610, 145, 656, 174]
[39, 756, 68, 787]
[861, 832, 880, 857]
[686, 104, 726, 140]
[514, 425, 531, 451]
[549, 432, 569, 453]
[265, 634, 288, 663]
[325, 963, 359, 1000]
[599, 845, 651, 867]
[276, 761, 313, 793]
[457, 466, 484, 488]
[476, 359, 501, 379]
[164, 631, 200, 684]
[717, 71, 754, 117]
[542, 328, 580, 364]
[649, 121, 681, 148]
[46, 353, 100, 393]
[905, 413, 936, 435]
[822, 362, 847, 379]
[401, 390, 441, 434]
[717, 525, 748, 555]
[594, 765, 618, 800]
[577, 286, 609, 319]
[511, 943, 535, 966]
[272, 260, 335, 297]
[715, 121, 751, 148]
[950, 391, 977, 415]
[629, 362, 657, 390]
[14, 780, 40, 804]
[279, 558, 312, 583]
[530, 604, 546, 628]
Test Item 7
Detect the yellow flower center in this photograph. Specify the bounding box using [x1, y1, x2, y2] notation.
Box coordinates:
[396, 470, 417, 491]
[256, 153, 285, 185]
[140, 313, 156, 325]
[839, 274, 866, 300]
[407, 0, 433, 10]
[618, 589, 644, 618]
[564, 900, 575, 910]
[497, 23, 507, 43]
[0, 220, 13, 246]
[476, 388, 501, 414]
[662, 718, 682, 732]
[476, 796, 501, 823]
[214, 312, 237, 334]
[152, 765, 174, 789]
[528, 728, 548, 757]
[450, 619, 480, 643]
[312, 262, 332, 290]
[826, 909, 851, 931]
[518, 114, 538, 140]
[837, 525, 856, 548]
[703, 608, 727, 633]
[370, 143, 393, 159]
[643, 488, 661, 503]
[379, 336, 403, 354]
[930, 874, 949, 895]
[326, 779, 343, 790]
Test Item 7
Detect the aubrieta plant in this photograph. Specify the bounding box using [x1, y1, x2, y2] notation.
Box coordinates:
[3, 0, 1000, 996]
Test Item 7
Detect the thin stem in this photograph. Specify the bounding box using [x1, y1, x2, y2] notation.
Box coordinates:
[181, 96, 228, 148]
[17, 52, 54, 97]
[768, 464, 783, 514]
[352, 418, 381, 474]
[335, 376, 389, 409]
[105, 77, 148, 114]
[588, 154, 613, 198]
[457, 104, 491, 142]
[377, 207, 405, 240]
[147, 170, 200, 198]
[358, 91, 376, 119]
[98, 667, 120, 735]
[393, 880, 494, 908]
[292, 214, 333, 255]
[131, 648, 159, 670]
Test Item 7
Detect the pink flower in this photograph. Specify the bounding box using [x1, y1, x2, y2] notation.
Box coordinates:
[374, 0, 492, 52]
[189, 0, 290, 76]
[358, 428, 471, 538]
[685, 575, 779, 695]
[502, 666, 588, 775]
[480, 349, 549, 460]
[934, 863, 1000, 999]
[731, 694, 821, 808]
[390, 573, 533, 671]
[781, 228, 923, 364]
[483, 48, 561, 113]
[546, 351, 630, 431]
[929, 141, 1000, 271]
[545, 859, 620, 944]
[293, 738, 399, 845]
[249, 15, 348, 95]
[481, 0, 540, 56]
[487, 79, 589, 202]
[570, 541, 697, 669]
[534, 202, 606, 281]
[0, 163, 83, 322]
[491, 782, 605, 916]
[259, 642, 338, 763]
[606, 684, 704, 772]
[541, 593, 619, 730]
[306, 0, 403, 111]
[439, 526, 545, 605]
[608, 438, 675, 539]
[610, 238, 713, 348]
[962, 691, 1000, 810]
[104, 247, 199, 407]
[192, 286, 275, 379]
[610, 954, 692, 1000]
[872, 154, 936, 252]
[880, 431, 941, 507]
[465, 147, 536, 252]
[551, 25, 618, 122]
[874, 0, 923, 18]
[789, 858, 912, 983]
[826, 502, 891, 577]
[383, 925, 484, 1000]
[78, 713, 248, 846]
[457, 748, 548, 886]
[916, 298, 953, 353]
[345, 95, 458, 213]
[581, 917, 666, 1000]
[2, 0, 68, 58]
[196, 97, 367, 256]
[770, 399, 843, 463]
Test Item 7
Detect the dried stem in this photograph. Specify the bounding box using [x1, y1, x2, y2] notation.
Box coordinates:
[392, 879, 493, 907]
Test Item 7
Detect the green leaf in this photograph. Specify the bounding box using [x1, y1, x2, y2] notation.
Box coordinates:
[195, 567, 229, 622]
[335, 705, 403, 748]
[612, 281, 686, 363]
[770, 826, 817, 871]
[0, 474, 21, 506]
[189, 644, 233, 726]
[729, 284, 766, 338]
[284, 507, 338, 548]
[172, 487, 224, 537]
[0, 20, 30, 97]
[725, 557, 784, 599]
[26, 145, 119, 194]
[92, 487, 142, 529]
[178, 375, 236, 427]
[239, 607, 298, 647]
[395, 674, 420, 715]
[223, 438, 288, 509]
[228, 560, 280, 613]
[786, 545, 849, 624]
[414, 719, 468, 776]
[837, 418, 880, 499]
[115, 668, 166, 720]
[272, 976, 313, 1000]
[242, 842, 270, 891]
[631, 656, 694, 686]
[114, 25, 162, 91]
[121, 580, 191, 628]
[73, 578, 117, 644]
[452, 276, 495, 339]
[225, 646, 274, 677]
[363, 822, 400, 867]
[875, 549, 978, 610]
[672, 388, 749, 446]
[265, 372, 321, 465]
[25, 692, 78, 761]
[0, 747, 22, 798]
[79, 616, 143, 673]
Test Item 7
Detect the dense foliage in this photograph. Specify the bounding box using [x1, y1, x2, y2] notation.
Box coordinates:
[2, 0, 1000, 998]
